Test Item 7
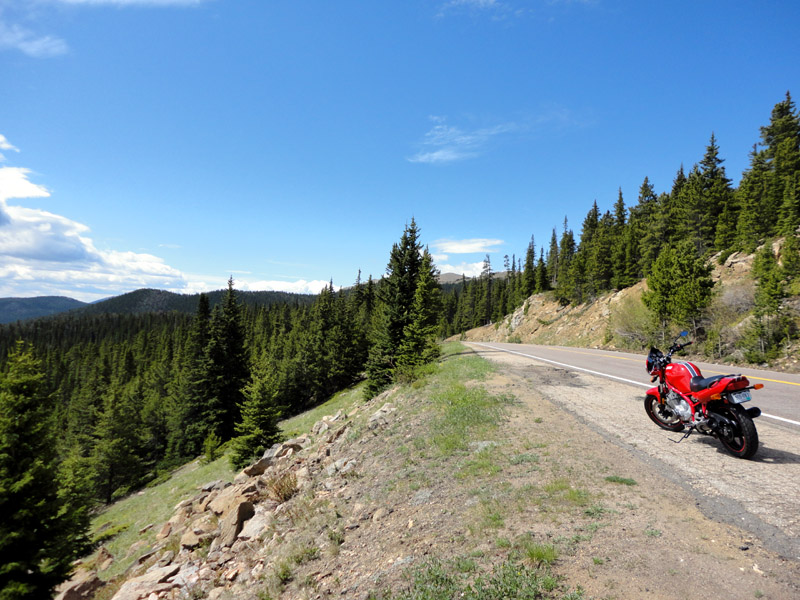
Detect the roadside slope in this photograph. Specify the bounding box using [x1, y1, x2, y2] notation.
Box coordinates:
[66, 343, 799, 600]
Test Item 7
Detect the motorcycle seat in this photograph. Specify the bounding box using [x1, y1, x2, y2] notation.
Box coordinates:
[689, 374, 730, 392]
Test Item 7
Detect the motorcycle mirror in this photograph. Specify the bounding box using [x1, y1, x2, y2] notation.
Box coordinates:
[679, 330, 688, 337]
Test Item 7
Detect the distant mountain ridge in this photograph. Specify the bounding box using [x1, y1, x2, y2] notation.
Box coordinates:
[0, 288, 316, 324]
[0, 296, 87, 324]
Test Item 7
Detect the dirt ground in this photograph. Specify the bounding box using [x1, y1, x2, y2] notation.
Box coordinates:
[465, 344, 800, 599]
[300, 346, 800, 600]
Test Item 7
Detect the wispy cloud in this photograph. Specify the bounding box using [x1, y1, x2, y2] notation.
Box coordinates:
[408, 117, 517, 164]
[51, 0, 206, 5]
[0, 0, 208, 58]
[0, 20, 68, 57]
[431, 238, 504, 254]
[0, 135, 20, 162]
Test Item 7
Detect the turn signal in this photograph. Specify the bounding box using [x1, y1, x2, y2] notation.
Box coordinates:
[710, 393, 722, 400]
[753, 384, 764, 390]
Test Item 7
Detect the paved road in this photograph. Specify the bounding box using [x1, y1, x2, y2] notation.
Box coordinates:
[469, 342, 800, 430]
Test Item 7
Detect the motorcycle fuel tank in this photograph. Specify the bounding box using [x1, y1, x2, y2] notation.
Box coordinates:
[664, 361, 703, 394]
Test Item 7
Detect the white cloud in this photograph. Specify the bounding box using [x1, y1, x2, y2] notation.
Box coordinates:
[435, 260, 485, 278]
[0, 165, 188, 301]
[0, 167, 52, 202]
[408, 117, 517, 164]
[0, 134, 20, 162]
[431, 238, 504, 254]
[240, 279, 334, 296]
[0, 20, 68, 57]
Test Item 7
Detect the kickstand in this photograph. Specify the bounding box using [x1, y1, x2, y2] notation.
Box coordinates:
[670, 427, 694, 443]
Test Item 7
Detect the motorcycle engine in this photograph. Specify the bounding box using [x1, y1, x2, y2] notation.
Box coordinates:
[665, 390, 691, 421]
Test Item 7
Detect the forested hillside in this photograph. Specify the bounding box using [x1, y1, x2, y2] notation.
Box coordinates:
[440, 92, 800, 363]
[1, 92, 799, 598]
[0, 296, 87, 324]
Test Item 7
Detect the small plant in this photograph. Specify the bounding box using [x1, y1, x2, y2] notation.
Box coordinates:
[583, 504, 609, 518]
[605, 475, 637, 486]
[645, 528, 662, 538]
[592, 557, 605, 565]
[91, 522, 130, 546]
[275, 561, 293, 585]
[291, 544, 320, 565]
[327, 528, 345, 546]
[265, 471, 298, 503]
[202, 432, 222, 465]
[524, 543, 559, 566]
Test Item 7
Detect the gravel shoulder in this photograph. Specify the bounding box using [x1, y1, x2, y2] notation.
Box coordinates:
[465, 342, 800, 599]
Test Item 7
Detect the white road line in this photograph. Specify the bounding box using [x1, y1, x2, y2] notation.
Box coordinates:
[472, 342, 800, 428]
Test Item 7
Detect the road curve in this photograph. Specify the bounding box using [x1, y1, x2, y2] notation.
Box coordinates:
[470, 342, 800, 430]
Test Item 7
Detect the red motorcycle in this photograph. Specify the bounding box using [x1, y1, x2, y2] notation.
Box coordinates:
[644, 332, 763, 459]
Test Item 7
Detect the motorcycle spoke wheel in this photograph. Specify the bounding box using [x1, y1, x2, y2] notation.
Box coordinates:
[644, 394, 684, 432]
[718, 408, 759, 459]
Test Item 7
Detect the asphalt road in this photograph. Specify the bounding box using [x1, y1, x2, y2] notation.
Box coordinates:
[469, 342, 800, 430]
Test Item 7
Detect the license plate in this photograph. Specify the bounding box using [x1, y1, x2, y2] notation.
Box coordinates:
[730, 390, 752, 404]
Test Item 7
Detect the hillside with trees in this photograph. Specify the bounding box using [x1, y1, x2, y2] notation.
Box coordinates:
[439, 92, 800, 364]
[1, 92, 799, 597]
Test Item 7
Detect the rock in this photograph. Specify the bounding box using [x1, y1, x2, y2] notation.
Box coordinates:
[237, 509, 273, 541]
[155, 522, 172, 540]
[243, 455, 273, 477]
[372, 507, 392, 522]
[54, 569, 103, 600]
[109, 565, 180, 600]
[219, 501, 255, 547]
[200, 479, 227, 492]
[368, 404, 396, 430]
[157, 550, 174, 567]
[180, 529, 202, 550]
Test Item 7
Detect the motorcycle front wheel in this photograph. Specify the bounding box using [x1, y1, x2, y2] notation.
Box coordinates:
[717, 406, 759, 459]
[644, 394, 685, 432]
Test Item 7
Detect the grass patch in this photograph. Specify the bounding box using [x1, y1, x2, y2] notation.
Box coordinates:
[509, 452, 540, 466]
[376, 558, 580, 600]
[89, 454, 235, 581]
[280, 382, 365, 438]
[458, 449, 503, 479]
[429, 385, 508, 455]
[604, 475, 637, 486]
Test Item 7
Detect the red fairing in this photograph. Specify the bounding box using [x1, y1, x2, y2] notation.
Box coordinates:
[664, 361, 702, 395]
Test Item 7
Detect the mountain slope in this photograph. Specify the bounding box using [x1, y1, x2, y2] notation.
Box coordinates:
[60, 342, 800, 600]
[0, 296, 87, 324]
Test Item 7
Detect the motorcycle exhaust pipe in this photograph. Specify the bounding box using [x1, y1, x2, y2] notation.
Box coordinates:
[746, 407, 761, 419]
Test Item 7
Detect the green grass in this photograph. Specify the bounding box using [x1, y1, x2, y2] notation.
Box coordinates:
[281, 382, 365, 438]
[604, 475, 637, 486]
[376, 558, 581, 600]
[458, 448, 503, 479]
[89, 454, 235, 580]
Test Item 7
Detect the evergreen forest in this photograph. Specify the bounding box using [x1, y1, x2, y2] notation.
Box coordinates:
[1, 92, 800, 599]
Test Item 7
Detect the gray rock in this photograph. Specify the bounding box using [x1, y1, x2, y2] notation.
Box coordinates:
[219, 501, 255, 547]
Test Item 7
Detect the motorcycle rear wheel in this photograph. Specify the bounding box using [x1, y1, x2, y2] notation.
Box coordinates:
[644, 394, 685, 432]
[717, 406, 759, 459]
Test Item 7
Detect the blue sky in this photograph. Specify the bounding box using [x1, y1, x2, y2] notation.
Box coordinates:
[1, 0, 798, 302]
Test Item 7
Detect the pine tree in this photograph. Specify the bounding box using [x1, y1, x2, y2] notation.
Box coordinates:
[397, 249, 442, 372]
[365, 219, 424, 396]
[1, 342, 87, 598]
[204, 279, 249, 441]
[229, 352, 283, 470]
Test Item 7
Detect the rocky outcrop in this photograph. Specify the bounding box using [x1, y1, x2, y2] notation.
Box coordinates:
[65, 401, 381, 600]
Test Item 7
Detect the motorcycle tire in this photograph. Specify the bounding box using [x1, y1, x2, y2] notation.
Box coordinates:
[644, 394, 685, 432]
[717, 406, 759, 459]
